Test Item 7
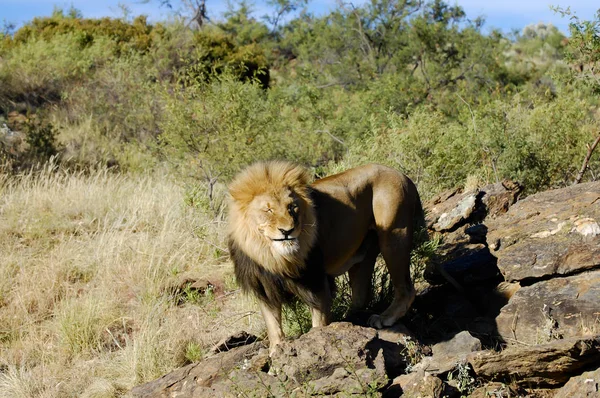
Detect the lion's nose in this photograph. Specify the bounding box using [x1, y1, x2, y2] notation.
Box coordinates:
[278, 227, 294, 237]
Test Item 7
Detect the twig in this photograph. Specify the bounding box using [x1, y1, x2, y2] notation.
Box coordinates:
[573, 132, 600, 184]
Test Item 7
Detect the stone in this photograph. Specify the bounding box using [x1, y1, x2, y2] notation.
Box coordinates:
[469, 382, 521, 398]
[132, 323, 396, 397]
[377, 323, 422, 377]
[385, 369, 445, 398]
[487, 181, 600, 282]
[414, 331, 481, 376]
[432, 247, 501, 286]
[270, 322, 388, 388]
[425, 180, 521, 233]
[554, 366, 600, 398]
[130, 342, 264, 397]
[467, 336, 600, 386]
[496, 270, 600, 345]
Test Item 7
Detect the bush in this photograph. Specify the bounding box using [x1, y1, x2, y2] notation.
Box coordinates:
[338, 91, 597, 195]
[0, 33, 116, 112]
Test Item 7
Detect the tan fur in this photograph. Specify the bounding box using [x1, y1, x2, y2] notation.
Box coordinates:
[228, 161, 422, 354]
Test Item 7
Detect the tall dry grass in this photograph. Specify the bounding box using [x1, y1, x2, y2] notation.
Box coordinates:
[0, 165, 263, 397]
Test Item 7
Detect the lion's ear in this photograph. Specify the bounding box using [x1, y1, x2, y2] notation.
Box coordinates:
[283, 164, 311, 190]
[228, 173, 256, 207]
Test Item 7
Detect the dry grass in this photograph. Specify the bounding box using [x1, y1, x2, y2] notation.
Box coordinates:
[0, 165, 264, 397]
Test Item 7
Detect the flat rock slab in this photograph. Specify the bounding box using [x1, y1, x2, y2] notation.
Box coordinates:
[554, 365, 600, 398]
[496, 270, 600, 345]
[414, 331, 482, 376]
[467, 336, 600, 387]
[130, 342, 264, 398]
[425, 180, 521, 233]
[487, 181, 600, 282]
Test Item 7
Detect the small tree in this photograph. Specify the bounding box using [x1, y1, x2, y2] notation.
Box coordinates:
[554, 7, 600, 183]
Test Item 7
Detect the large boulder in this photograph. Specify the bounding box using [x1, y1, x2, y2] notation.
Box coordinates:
[487, 181, 600, 282]
[554, 365, 600, 398]
[131, 323, 404, 397]
[496, 270, 600, 345]
[467, 336, 600, 387]
[425, 180, 521, 233]
[424, 181, 521, 287]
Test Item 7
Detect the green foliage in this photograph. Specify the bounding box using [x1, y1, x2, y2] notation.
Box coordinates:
[0, 32, 116, 111]
[183, 341, 204, 364]
[187, 27, 270, 88]
[339, 90, 597, 195]
[554, 7, 600, 92]
[447, 362, 476, 397]
[8, 10, 165, 54]
[23, 119, 59, 161]
[157, 74, 335, 186]
[0, 0, 598, 191]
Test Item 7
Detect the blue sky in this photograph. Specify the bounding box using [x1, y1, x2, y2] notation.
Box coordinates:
[1, 0, 598, 34]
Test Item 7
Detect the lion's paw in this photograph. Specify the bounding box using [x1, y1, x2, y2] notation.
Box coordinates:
[367, 314, 384, 329]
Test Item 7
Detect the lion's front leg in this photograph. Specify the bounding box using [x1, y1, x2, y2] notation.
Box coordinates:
[309, 277, 332, 328]
[258, 301, 284, 355]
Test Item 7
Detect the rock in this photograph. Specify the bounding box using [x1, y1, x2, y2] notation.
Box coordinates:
[496, 270, 600, 345]
[479, 180, 522, 219]
[132, 323, 396, 397]
[211, 331, 258, 353]
[425, 180, 521, 233]
[385, 369, 445, 398]
[433, 193, 478, 232]
[414, 331, 482, 376]
[430, 247, 501, 287]
[424, 181, 520, 287]
[487, 181, 600, 282]
[467, 336, 600, 386]
[176, 277, 214, 293]
[130, 342, 264, 397]
[270, 322, 388, 389]
[378, 323, 423, 377]
[432, 331, 482, 357]
[469, 382, 521, 398]
[554, 366, 600, 397]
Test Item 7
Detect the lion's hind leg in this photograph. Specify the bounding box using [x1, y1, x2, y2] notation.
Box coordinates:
[367, 227, 415, 329]
[368, 180, 417, 329]
[347, 231, 379, 315]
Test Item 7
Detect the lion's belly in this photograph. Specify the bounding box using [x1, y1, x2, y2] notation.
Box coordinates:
[325, 252, 367, 276]
[322, 228, 377, 276]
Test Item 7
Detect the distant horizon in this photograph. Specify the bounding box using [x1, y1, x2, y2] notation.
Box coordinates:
[2, 0, 598, 35]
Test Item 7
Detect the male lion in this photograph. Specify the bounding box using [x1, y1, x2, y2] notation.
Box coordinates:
[227, 161, 422, 354]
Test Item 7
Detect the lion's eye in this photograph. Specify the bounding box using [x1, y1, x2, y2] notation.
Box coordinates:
[265, 208, 273, 214]
[288, 203, 299, 213]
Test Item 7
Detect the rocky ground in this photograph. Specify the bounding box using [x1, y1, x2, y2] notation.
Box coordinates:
[131, 180, 600, 397]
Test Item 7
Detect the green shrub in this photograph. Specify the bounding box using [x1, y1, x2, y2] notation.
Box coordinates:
[185, 29, 270, 88]
[338, 91, 596, 195]
[9, 10, 165, 55]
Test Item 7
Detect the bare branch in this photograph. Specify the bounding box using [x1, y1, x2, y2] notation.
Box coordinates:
[573, 132, 600, 184]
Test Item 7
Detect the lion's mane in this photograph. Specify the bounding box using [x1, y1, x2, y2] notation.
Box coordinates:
[227, 161, 326, 308]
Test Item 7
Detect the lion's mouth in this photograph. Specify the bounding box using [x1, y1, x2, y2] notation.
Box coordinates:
[271, 237, 297, 242]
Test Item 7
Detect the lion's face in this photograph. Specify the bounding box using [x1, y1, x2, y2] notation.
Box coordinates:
[228, 161, 317, 276]
[248, 189, 306, 256]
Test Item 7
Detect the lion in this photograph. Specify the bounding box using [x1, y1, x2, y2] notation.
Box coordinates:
[227, 161, 423, 354]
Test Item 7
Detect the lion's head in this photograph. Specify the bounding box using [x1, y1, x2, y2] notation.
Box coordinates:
[228, 161, 317, 277]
